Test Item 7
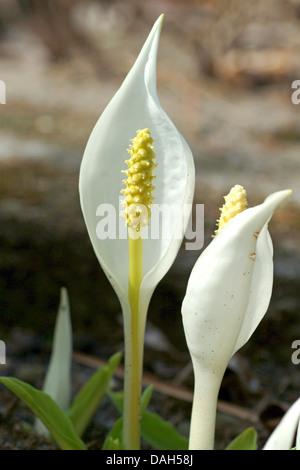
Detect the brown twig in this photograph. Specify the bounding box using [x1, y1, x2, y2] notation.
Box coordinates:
[73, 351, 259, 424]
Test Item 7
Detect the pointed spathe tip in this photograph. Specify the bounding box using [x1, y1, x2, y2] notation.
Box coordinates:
[280, 188, 292, 197]
[153, 13, 165, 33]
[154, 13, 165, 32]
[159, 13, 165, 24]
[264, 188, 292, 208]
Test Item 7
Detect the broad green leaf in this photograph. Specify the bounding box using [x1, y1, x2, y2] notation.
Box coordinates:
[226, 427, 258, 450]
[68, 352, 121, 437]
[141, 411, 188, 450]
[35, 287, 72, 436]
[0, 377, 86, 450]
[102, 417, 123, 450]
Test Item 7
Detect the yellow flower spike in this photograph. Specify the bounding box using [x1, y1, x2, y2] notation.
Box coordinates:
[121, 128, 157, 230]
[215, 184, 248, 235]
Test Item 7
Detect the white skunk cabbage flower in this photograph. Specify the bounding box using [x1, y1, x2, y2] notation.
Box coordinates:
[181, 186, 291, 450]
[263, 397, 300, 450]
[79, 14, 194, 449]
[79, 14, 194, 308]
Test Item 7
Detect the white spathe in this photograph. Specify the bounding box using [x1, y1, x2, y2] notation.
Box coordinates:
[35, 288, 72, 437]
[79, 14, 195, 317]
[263, 397, 300, 450]
[182, 190, 291, 379]
[182, 189, 291, 450]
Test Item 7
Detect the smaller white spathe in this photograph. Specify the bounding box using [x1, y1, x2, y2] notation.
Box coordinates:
[182, 189, 291, 378]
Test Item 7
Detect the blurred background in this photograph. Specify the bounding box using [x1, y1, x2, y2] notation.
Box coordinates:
[0, 0, 300, 449]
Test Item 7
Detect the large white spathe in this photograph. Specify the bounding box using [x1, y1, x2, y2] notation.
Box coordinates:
[79, 14, 194, 319]
[181, 189, 291, 450]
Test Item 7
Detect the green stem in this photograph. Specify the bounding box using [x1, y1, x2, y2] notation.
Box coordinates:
[122, 229, 144, 450]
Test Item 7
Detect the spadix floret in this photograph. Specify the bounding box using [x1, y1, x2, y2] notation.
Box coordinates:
[215, 184, 248, 235]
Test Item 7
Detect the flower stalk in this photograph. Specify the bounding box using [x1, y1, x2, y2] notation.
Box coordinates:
[188, 363, 222, 450]
[123, 231, 143, 449]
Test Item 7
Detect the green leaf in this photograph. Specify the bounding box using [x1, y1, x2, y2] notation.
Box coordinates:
[141, 385, 153, 414]
[0, 377, 86, 450]
[102, 417, 123, 450]
[68, 352, 122, 437]
[107, 387, 188, 450]
[35, 287, 73, 437]
[104, 387, 153, 450]
[226, 427, 258, 450]
[141, 411, 188, 450]
[103, 436, 121, 450]
[107, 384, 153, 415]
[107, 389, 123, 413]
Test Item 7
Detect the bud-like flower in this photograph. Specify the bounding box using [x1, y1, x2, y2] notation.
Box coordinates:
[182, 188, 292, 450]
